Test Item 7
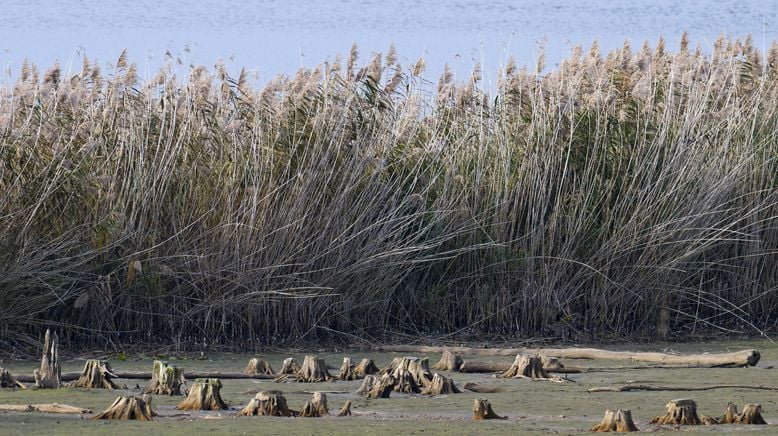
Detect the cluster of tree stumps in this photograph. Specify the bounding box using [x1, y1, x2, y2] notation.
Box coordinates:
[354, 356, 462, 398]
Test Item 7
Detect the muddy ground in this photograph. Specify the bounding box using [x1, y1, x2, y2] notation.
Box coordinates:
[0, 340, 776, 434]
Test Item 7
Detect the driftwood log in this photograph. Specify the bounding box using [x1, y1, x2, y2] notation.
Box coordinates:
[339, 357, 357, 381]
[462, 383, 504, 393]
[588, 384, 778, 393]
[176, 378, 229, 411]
[34, 329, 61, 389]
[93, 395, 156, 420]
[0, 403, 90, 414]
[421, 373, 461, 395]
[380, 345, 760, 367]
[0, 368, 26, 389]
[296, 355, 333, 382]
[650, 399, 717, 425]
[238, 390, 292, 417]
[500, 354, 563, 382]
[719, 403, 767, 425]
[338, 400, 352, 416]
[300, 392, 329, 417]
[244, 358, 275, 376]
[144, 360, 185, 395]
[354, 358, 380, 376]
[71, 360, 121, 389]
[472, 398, 507, 420]
[591, 409, 639, 432]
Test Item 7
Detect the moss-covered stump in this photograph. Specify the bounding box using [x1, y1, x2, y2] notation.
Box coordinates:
[296, 355, 333, 382]
[93, 395, 156, 420]
[34, 329, 61, 389]
[591, 409, 639, 432]
[432, 350, 463, 372]
[300, 392, 329, 417]
[720, 403, 767, 425]
[339, 357, 357, 381]
[356, 374, 394, 399]
[0, 368, 26, 389]
[176, 378, 229, 411]
[338, 400, 352, 416]
[500, 354, 562, 382]
[354, 358, 380, 376]
[244, 358, 275, 376]
[472, 398, 507, 420]
[144, 360, 185, 395]
[280, 357, 301, 375]
[421, 373, 461, 395]
[72, 360, 120, 389]
[389, 357, 432, 393]
[239, 390, 292, 417]
[650, 399, 717, 425]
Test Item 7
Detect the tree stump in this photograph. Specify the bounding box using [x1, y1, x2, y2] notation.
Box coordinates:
[296, 355, 333, 382]
[354, 358, 380, 376]
[720, 402, 767, 425]
[244, 358, 275, 375]
[72, 360, 120, 389]
[34, 329, 61, 389]
[144, 360, 185, 395]
[0, 368, 26, 389]
[300, 391, 329, 417]
[389, 357, 432, 393]
[650, 399, 716, 425]
[421, 373, 461, 395]
[238, 390, 292, 417]
[93, 395, 156, 420]
[355, 375, 377, 396]
[339, 357, 357, 381]
[356, 374, 394, 398]
[500, 354, 562, 381]
[591, 409, 639, 432]
[433, 350, 463, 372]
[338, 400, 352, 416]
[472, 398, 507, 420]
[176, 378, 229, 411]
[280, 357, 301, 375]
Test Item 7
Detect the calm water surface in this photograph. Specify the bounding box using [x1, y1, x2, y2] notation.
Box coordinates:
[1, 1, 777, 84]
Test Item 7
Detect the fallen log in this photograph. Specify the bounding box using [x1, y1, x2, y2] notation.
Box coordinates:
[379, 345, 760, 367]
[0, 403, 91, 414]
[16, 370, 278, 383]
[588, 384, 778, 393]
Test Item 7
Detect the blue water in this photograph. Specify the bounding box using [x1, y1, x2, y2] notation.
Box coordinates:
[1, 1, 776, 85]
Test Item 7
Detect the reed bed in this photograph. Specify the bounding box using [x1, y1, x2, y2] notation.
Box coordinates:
[0, 36, 776, 350]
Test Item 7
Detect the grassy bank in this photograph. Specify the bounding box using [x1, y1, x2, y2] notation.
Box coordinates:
[0, 35, 776, 349]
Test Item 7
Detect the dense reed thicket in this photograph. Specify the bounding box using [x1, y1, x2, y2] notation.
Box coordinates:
[0, 35, 776, 350]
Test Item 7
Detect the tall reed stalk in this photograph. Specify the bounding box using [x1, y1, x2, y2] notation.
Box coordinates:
[0, 36, 776, 350]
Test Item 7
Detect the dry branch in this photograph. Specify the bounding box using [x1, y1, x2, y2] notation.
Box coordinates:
[380, 345, 760, 367]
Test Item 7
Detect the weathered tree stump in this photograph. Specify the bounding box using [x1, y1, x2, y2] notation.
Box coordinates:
[432, 350, 463, 372]
[176, 378, 229, 411]
[339, 357, 357, 381]
[280, 357, 301, 375]
[0, 368, 26, 389]
[34, 329, 61, 389]
[244, 358, 275, 376]
[338, 400, 352, 416]
[472, 398, 507, 420]
[356, 374, 394, 398]
[354, 358, 380, 376]
[238, 390, 292, 417]
[93, 395, 156, 420]
[389, 357, 432, 393]
[591, 409, 639, 432]
[296, 355, 333, 382]
[500, 354, 562, 381]
[721, 403, 767, 425]
[72, 360, 120, 389]
[300, 391, 329, 417]
[144, 360, 185, 395]
[650, 399, 716, 425]
[421, 373, 461, 395]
